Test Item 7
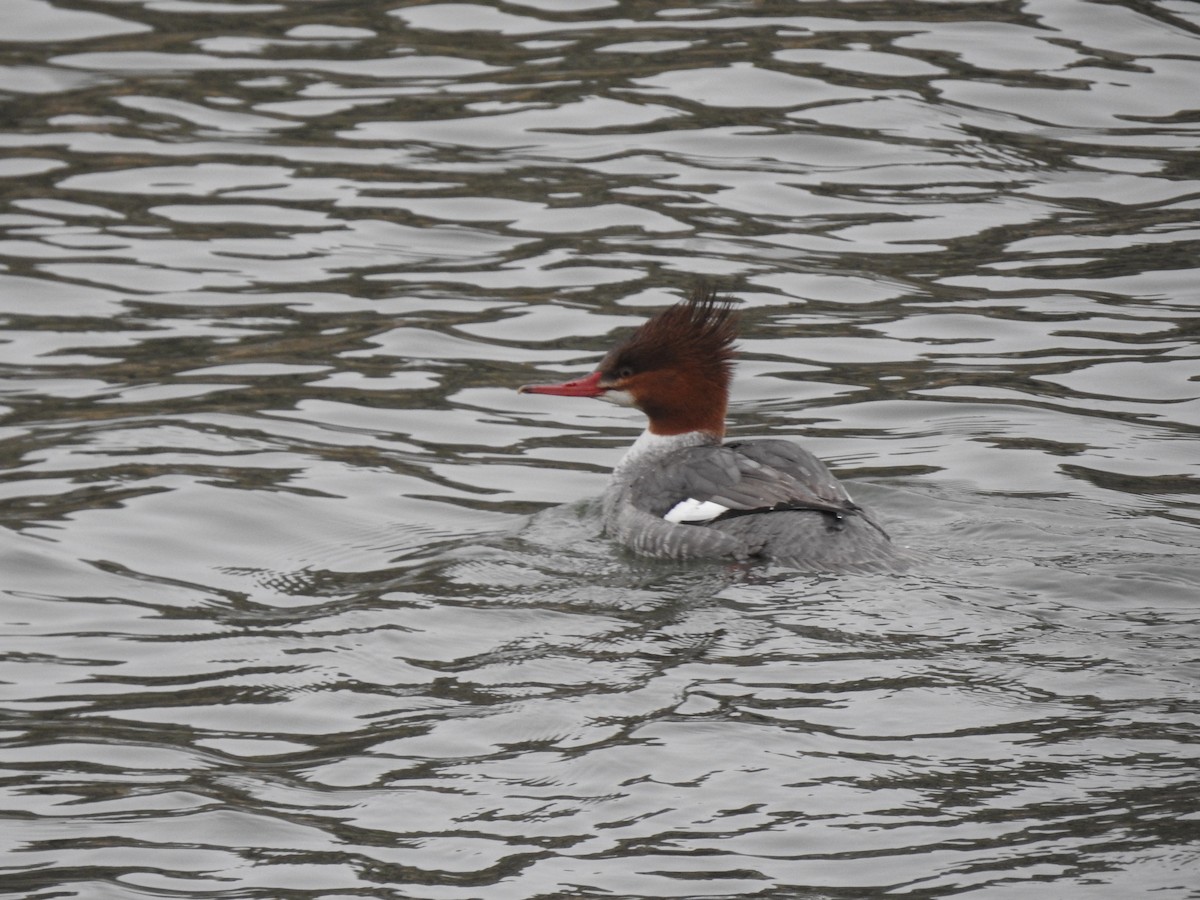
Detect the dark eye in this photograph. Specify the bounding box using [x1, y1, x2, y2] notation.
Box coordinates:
[616, 366, 635, 379]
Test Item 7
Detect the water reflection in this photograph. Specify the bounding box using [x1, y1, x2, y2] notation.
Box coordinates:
[1, 0, 1198, 897]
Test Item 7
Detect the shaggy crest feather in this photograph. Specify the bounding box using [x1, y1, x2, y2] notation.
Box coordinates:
[602, 284, 739, 394]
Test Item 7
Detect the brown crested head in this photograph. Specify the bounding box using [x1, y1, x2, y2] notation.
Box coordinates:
[597, 283, 740, 437]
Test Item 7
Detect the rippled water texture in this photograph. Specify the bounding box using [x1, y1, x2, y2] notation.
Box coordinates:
[2, 1, 1199, 897]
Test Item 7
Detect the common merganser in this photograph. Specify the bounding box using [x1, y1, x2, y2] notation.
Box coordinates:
[519, 285, 902, 572]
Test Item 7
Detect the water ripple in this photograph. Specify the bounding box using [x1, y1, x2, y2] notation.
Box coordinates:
[1, 0, 1198, 897]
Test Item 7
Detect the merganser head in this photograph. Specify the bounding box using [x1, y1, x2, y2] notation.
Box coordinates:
[519, 284, 740, 438]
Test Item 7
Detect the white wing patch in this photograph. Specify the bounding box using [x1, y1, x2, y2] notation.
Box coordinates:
[664, 498, 730, 525]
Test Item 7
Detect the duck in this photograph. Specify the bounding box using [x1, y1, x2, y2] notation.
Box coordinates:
[519, 285, 902, 572]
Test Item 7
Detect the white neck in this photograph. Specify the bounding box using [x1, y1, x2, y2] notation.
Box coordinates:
[612, 428, 714, 480]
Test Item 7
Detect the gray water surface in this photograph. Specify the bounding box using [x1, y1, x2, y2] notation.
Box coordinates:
[1, 1, 1199, 898]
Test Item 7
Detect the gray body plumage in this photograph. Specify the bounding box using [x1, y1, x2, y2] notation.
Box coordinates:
[602, 431, 901, 572]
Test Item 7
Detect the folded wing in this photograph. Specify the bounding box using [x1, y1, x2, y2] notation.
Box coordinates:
[632, 440, 862, 526]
